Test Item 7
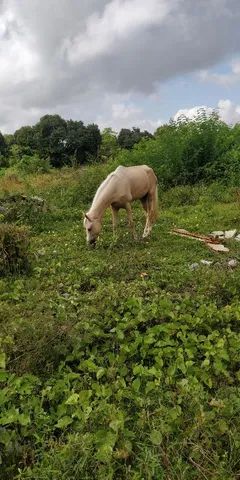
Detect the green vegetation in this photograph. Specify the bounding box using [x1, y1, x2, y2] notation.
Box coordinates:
[0, 224, 30, 275]
[1, 163, 240, 478]
[1, 111, 240, 478]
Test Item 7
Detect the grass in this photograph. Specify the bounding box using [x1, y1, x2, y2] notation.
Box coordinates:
[1, 168, 240, 479]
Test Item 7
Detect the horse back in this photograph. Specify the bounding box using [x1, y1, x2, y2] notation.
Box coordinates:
[115, 165, 157, 200]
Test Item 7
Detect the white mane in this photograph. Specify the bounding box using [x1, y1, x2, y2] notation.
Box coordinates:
[91, 173, 115, 208]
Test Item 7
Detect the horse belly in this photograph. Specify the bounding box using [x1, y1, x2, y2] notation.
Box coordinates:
[130, 180, 149, 200]
[111, 200, 128, 209]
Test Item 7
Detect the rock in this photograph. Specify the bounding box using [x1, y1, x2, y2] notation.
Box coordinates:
[31, 196, 44, 203]
[37, 248, 46, 256]
[224, 229, 237, 239]
[200, 260, 213, 266]
[211, 231, 224, 238]
[207, 243, 229, 253]
[228, 259, 238, 268]
[235, 234, 240, 242]
[62, 292, 70, 298]
[189, 263, 199, 270]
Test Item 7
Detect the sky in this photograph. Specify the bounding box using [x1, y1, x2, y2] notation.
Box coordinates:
[0, 0, 240, 134]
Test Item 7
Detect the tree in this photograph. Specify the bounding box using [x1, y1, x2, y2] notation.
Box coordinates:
[35, 115, 67, 167]
[65, 121, 101, 165]
[14, 126, 37, 155]
[118, 127, 153, 149]
[4, 134, 15, 147]
[0, 131, 8, 167]
[83, 124, 102, 162]
[0, 131, 7, 156]
[65, 120, 88, 166]
[100, 128, 119, 160]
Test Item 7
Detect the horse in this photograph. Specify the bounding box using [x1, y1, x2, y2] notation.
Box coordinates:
[83, 165, 158, 245]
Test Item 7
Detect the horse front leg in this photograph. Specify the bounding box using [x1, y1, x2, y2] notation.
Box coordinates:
[126, 203, 137, 240]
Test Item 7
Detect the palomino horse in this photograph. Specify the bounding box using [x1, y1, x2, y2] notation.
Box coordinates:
[84, 165, 158, 245]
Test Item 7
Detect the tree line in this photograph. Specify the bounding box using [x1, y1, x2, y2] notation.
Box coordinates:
[0, 110, 240, 187]
[0, 114, 152, 170]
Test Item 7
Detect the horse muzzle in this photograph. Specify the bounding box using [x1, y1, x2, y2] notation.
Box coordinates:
[88, 239, 96, 247]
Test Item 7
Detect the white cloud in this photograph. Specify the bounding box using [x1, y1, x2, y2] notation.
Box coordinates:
[0, 7, 40, 88]
[65, 0, 175, 64]
[174, 105, 214, 122]
[218, 99, 240, 124]
[1, 0, 240, 133]
[174, 100, 240, 125]
[97, 100, 162, 132]
[199, 58, 240, 86]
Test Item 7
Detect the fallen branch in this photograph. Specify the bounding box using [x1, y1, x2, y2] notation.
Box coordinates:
[171, 228, 220, 243]
[170, 228, 229, 253]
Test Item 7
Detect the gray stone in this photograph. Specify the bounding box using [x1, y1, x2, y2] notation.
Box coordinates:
[228, 259, 238, 268]
[235, 234, 240, 242]
[224, 229, 237, 239]
[189, 263, 199, 270]
[211, 231, 224, 238]
[200, 260, 213, 266]
[37, 248, 46, 256]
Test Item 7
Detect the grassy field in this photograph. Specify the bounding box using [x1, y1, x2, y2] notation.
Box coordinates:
[1, 167, 240, 479]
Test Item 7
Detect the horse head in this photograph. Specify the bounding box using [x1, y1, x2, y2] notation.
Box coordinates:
[83, 213, 102, 246]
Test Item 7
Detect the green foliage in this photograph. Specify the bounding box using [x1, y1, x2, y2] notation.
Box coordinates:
[2, 165, 240, 477]
[2, 110, 240, 186]
[14, 126, 37, 157]
[117, 127, 153, 150]
[0, 223, 30, 275]
[100, 128, 119, 161]
[0, 131, 8, 156]
[0, 131, 8, 167]
[0, 193, 48, 230]
[17, 155, 51, 175]
[34, 114, 67, 167]
[117, 111, 240, 188]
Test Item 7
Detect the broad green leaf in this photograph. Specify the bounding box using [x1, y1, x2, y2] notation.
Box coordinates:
[65, 393, 79, 405]
[0, 353, 6, 370]
[150, 430, 163, 445]
[132, 378, 141, 392]
[56, 416, 73, 429]
[18, 413, 31, 426]
[96, 368, 105, 380]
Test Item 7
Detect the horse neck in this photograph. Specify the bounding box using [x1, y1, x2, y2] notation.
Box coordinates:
[89, 178, 115, 220]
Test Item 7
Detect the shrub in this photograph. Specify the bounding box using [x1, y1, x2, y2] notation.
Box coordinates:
[0, 194, 47, 226]
[161, 185, 202, 208]
[116, 111, 234, 188]
[17, 155, 50, 175]
[0, 224, 30, 275]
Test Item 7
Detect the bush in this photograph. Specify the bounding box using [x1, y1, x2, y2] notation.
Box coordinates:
[0, 194, 47, 226]
[0, 224, 30, 275]
[161, 185, 202, 208]
[56, 160, 119, 208]
[116, 111, 235, 188]
[17, 155, 50, 175]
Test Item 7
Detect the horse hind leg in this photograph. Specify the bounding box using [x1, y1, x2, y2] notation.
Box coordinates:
[141, 195, 151, 238]
[141, 187, 158, 238]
